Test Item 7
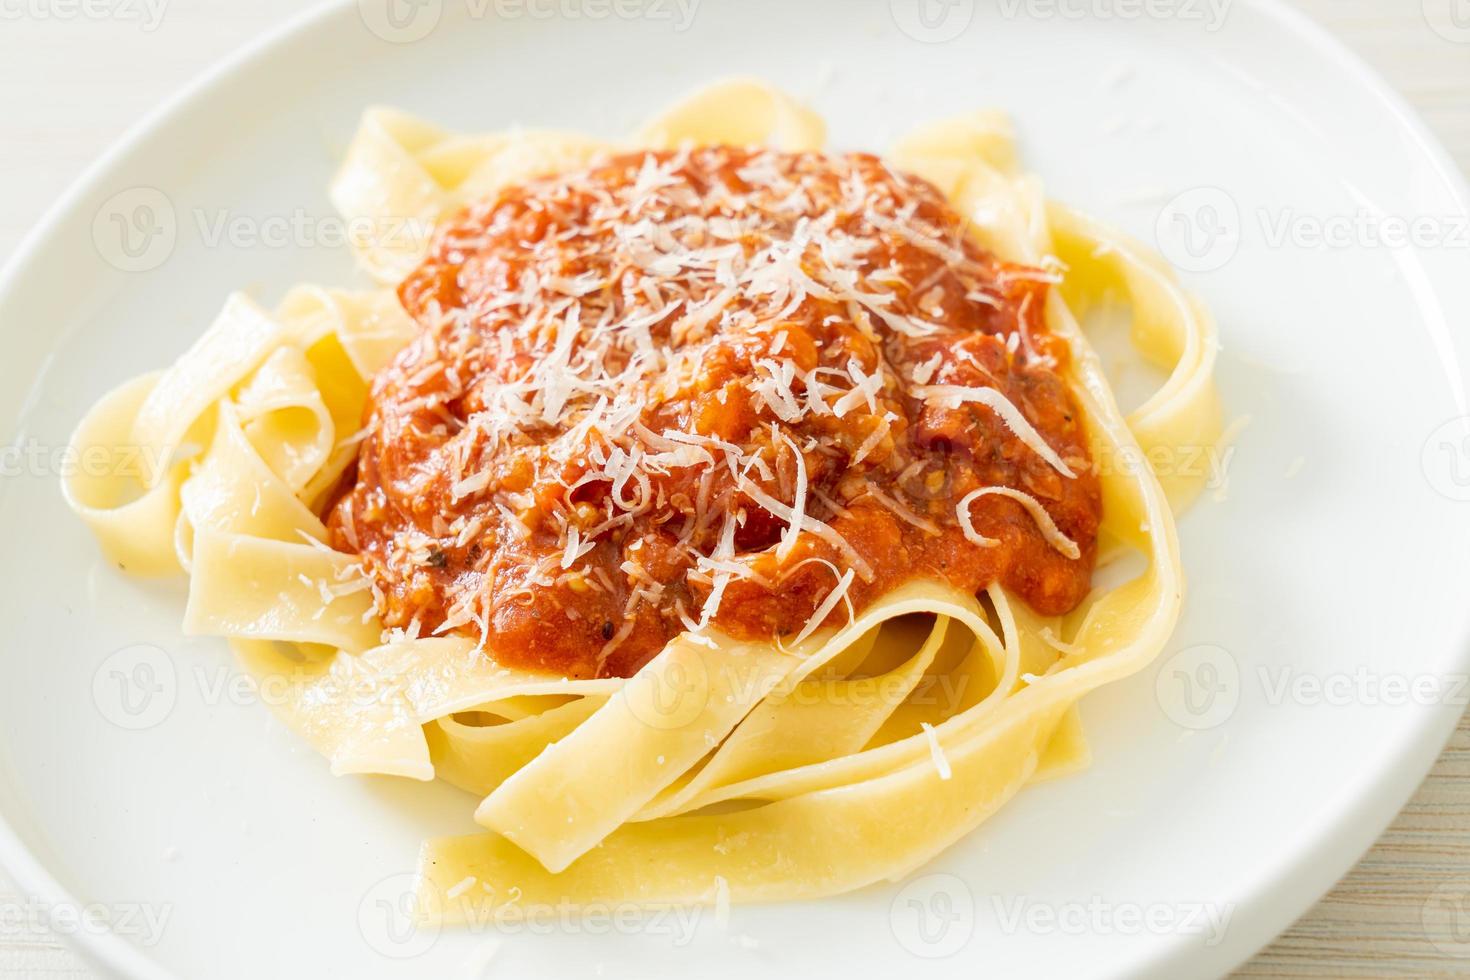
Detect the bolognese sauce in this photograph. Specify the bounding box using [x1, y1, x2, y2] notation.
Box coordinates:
[327, 146, 1101, 678]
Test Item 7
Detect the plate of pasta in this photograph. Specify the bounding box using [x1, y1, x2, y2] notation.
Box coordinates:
[3, 2, 1469, 979]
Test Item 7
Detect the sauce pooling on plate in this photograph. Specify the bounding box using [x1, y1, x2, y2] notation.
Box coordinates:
[328, 147, 1101, 678]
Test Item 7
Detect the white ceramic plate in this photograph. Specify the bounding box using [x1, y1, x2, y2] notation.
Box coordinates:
[3, 1, 1469, 977]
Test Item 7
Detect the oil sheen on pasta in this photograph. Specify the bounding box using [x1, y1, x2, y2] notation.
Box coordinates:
[328, 147, 1102, 678]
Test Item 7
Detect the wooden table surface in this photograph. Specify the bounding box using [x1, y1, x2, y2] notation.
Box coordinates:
[1, 1, 1467, 976]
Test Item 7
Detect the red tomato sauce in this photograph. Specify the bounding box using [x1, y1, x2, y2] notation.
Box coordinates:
[328, 146, 1101, 678]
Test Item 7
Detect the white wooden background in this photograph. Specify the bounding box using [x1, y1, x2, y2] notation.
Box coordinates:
[1, 1, 1468, 976]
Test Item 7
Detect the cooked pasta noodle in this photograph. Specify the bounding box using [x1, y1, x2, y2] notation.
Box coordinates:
[63, 79, 1220, 923]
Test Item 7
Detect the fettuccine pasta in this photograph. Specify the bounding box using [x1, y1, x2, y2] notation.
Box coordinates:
[63, 79, 1219, 925]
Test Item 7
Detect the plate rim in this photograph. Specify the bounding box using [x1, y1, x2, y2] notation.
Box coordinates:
[1, 2, 1467, 977]
[0, 8, 357, 977]
[1126, 6, 1470, 975]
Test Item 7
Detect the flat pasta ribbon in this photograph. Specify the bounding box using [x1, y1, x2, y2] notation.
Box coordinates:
[63, 80, 1220, 922]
